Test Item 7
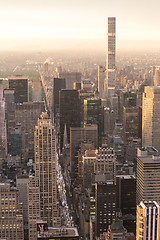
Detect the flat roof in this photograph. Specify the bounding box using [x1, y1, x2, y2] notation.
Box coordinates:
[37, 227, 79, 239]
[8, 76, 28, 80]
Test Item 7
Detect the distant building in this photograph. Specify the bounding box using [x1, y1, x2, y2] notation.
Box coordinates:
[15, 101, 45, 161]
[98, 65, 105, 98]
[119, 90, 137, 121]
[136, 201, 160, 240]
[142, 86, 160, 151]
[104, 17, 116, 97]
[59, 72, 81, 90]
[32, 80, 42, 102]
[0, 183, 24, 240]
[8, 75, 28, 103]
[84, 98, 103, 141]
[123, 106, 139, 152]
[59, 89, 81, 149]
[52, 78, 66, 118]
[4, 88, 15, 153]
[70, 125, 98, 179]
[0, 80, 7, 158]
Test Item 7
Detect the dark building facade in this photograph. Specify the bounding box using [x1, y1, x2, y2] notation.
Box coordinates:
[70, 125, 98, 180]
[4, 89, 15, 153]
[53, 78, 66, 118]
[59, 90, 81, 149]
[8, 75, 28, 103]
[95, 182, 116, 237]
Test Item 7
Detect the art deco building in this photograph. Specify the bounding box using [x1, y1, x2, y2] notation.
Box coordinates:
[28, 113, 59, 240]
[142, 86, 160, 151]
[104, 17, 116, 97]
[8, 75, 28, 103]
[94, 146, 116, 181]
[0, 183, 24, 240]
[136, 201, 160, 240]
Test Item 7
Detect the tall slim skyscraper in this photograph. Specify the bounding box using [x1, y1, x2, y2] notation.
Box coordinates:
[0, 80, 7, 158]
[98, 65, 105, 98]
[59, 89, 81, 149]
[104, 17, 116, 97]
[142, 86, 160, 151]
[28, 113, 59, 240]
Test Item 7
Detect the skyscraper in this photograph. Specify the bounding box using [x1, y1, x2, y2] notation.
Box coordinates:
[136, 201, 160, 240]
[59, 89, 81, 149]
[136, 147, 160, 205]
[0, 80, 7, 158]
[142, 86, 160, 151]
[98, 65, 105, 98]
[52, 78, 66, 118]
[104, 17, 116, 97]
[28, 113, 59, 240]
[0, 183, 24, 240]
[8, 75, 28, 103]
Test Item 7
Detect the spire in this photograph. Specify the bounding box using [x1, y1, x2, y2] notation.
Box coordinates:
[63, 123, 68, 148]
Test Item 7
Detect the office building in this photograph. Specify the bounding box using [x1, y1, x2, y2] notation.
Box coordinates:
[15, 101, 45, 161]
[95, 182, 116, 237]
[98, 65, 105, 98]
[94, 146, 116, 181]
[84, 98, 103, 139]
[136, 147, 160, 205]
[16, 175, 29, 228]
[116, 175, 136, 216]
[4, 89, 15, 153]
[0, 80, 7, 158]
[32, 80, 42, 102]
[104, 17, 116, 97]
[0, 183, 24, 240]
[59, 89, 81, 149]
[70, 125, 98, 179]
[59, 72, 81, 90]
[28, 113, 59, 240]
[119, 90, 137, 121]
[81, 149, 97, 189]
[10, 125, 22, 156]
[53, 78, 66, 118]
[8, 75, 28, 103]
[123, 106, 139, 150]
[136, 201, 160, 240]
[154, 68, 160, 86]
[142, 86, 160, 151]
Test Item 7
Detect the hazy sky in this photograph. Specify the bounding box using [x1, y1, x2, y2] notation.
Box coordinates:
[1, 0, 160, 52]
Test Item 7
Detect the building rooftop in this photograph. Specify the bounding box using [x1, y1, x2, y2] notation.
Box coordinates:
[37, 227, 79, 239]
[8, 75, 28, 80]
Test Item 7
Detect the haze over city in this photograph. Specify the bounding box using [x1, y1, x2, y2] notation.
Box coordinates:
[1, 0, 160, 52]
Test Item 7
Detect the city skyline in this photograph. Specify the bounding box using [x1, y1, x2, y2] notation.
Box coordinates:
[1, 0, 160, 52]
